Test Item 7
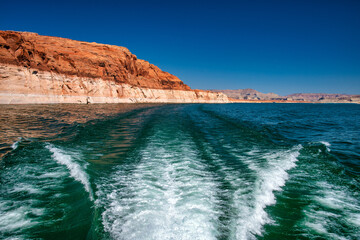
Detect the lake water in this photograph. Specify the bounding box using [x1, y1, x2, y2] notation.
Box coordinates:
[0, 103, 359, 240]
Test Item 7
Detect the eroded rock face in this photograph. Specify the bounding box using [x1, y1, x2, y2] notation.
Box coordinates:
[0, 31, 229, 104]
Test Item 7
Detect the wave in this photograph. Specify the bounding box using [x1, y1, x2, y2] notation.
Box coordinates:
[226, 145, 302, 239]
[11, 140, 20, 150]
[320, 141, 331, 152]
[45, 143, 93, 201]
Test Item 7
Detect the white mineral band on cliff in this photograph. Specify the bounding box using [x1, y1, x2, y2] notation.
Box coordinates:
[0, 64, 229, 104]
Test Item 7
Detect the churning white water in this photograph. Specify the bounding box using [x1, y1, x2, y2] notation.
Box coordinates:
[98, 130, 220, 240]
[195, 139, 302, 239]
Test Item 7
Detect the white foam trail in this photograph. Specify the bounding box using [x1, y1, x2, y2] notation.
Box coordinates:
[46, 144, 93, 201]
[12, 183, 44, 195]
[231, 145, 302, 240]
[99, 132, 220, 240]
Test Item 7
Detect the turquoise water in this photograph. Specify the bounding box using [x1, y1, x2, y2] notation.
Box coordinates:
[0, 103, 359, 240]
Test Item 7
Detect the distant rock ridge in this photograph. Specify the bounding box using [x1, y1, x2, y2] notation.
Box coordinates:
[286, 93, 360, 103]
[211, 89, 284, 101]
[0, 30, 228, 104]
[213, 89, 360, 103]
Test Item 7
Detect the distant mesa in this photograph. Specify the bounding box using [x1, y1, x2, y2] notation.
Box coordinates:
[0, 30, 228, 104]
[286, 93, 360, 103]
[212, 89, 360, 103]
[211, 89, 284, 101]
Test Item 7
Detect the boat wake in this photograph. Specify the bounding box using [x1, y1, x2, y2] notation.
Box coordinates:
[95, 107, 303, 240]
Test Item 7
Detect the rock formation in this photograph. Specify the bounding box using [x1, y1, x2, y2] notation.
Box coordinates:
[286, 93, 360, 103]
[214, 89, 360, 103]
[211, 89, 284, 100]
[0, 31, 228, 104]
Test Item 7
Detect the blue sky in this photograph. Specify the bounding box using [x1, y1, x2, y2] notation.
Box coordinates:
[1, 0, 359, 95]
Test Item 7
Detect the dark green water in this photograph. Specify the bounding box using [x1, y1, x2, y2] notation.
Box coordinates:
[0, 103, 359, 240]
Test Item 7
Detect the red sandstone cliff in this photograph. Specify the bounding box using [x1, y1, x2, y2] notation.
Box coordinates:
[0, 30, 228, 104]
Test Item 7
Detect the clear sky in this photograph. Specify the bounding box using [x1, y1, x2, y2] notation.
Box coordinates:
[1, 0, 359, 95]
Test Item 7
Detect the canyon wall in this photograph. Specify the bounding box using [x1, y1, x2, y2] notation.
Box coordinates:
[0, 31, 228, 104]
